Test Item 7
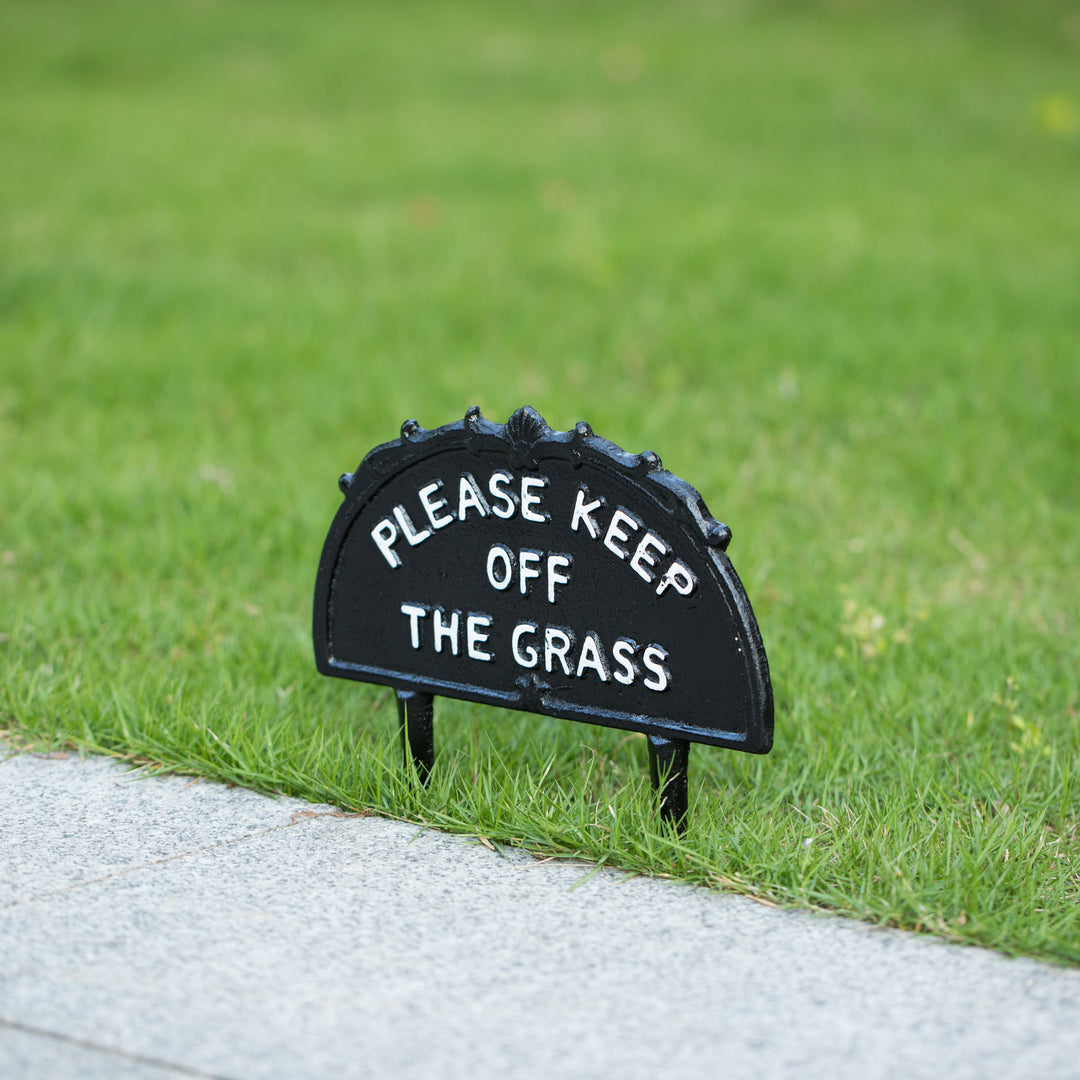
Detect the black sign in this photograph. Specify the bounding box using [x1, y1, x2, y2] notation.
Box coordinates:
[314, 406, 773, 825]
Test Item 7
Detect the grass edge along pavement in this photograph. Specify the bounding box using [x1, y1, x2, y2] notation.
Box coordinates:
[4, 658, 1078, 971]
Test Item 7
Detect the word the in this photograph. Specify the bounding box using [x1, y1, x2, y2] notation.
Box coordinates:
[399, 604, 493, 661]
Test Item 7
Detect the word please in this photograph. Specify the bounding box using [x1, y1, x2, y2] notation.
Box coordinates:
[371, 471, 547, 569]
[399, 603, 671, 692]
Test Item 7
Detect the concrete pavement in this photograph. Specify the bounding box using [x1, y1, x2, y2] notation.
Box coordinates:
[2, 747, 1079, 1079]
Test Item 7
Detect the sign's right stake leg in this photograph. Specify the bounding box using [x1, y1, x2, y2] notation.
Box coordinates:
[647, 734, 690, 833]
[396, 689, 435, 784]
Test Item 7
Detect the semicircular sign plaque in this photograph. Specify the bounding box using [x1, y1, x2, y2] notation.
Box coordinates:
[314, 406, 772, 759]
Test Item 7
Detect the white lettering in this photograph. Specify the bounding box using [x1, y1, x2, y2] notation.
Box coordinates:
[400, 603, 427, 649]
[372, 518, 401, 568]
[642, 644, 670, 691]
[520, 476, 549, 522]
[393, 504, 432, 546]
[546, 554, 572, 603]
[501, 623, 668, 688]
[575, 632, 609, 682]
[418, 480, 454, 530]
[570, 488, 603, 539]
[486, 544, 514, 590]
[512, 623, 539, 668]
[466, 614, 493, 661]
[611, 639, 638, 685]
[433, 608, 459, 655]
[630, 531, 668, 583]
[604, 508, 641, 560]
[488, 470, 517, 519]
[519, 549, 542, 594]
[656, 560, 697, 597]
[544, 626, 575, 675]
[567, 486, 698, 603]
[457, 473, 490, 520]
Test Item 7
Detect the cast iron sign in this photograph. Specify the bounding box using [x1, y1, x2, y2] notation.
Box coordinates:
[313, 406, 772, 827]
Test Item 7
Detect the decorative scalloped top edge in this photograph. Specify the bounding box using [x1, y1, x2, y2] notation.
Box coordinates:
[342, 405, 732, 550]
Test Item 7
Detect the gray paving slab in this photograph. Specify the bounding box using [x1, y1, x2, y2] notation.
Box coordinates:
[0, 751, 310, 905]
[2, 748, 1079, 1080]
[0, 1021, 202, 1080]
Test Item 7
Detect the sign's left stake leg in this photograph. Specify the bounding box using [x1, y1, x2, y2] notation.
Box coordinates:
[396, 690, 435, 783]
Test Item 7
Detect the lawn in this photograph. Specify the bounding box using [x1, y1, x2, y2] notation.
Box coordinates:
[1, 0, 1078, 963]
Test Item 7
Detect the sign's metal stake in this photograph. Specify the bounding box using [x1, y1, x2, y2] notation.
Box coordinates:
[396, 689, 435, 783]
[647, 734, 690, 832]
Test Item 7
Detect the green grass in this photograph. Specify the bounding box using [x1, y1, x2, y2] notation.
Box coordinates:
[2, 0, 1078, 963]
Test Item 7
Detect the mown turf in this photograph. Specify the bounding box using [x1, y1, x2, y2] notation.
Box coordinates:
[1, 0, 1078, 963]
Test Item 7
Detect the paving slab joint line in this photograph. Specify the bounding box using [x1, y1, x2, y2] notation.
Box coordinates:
[0, 811, 349, 911]
[0, 1018, 238, 1080]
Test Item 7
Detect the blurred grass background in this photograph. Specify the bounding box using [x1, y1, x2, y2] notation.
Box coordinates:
[1, 0, 1078, 962]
